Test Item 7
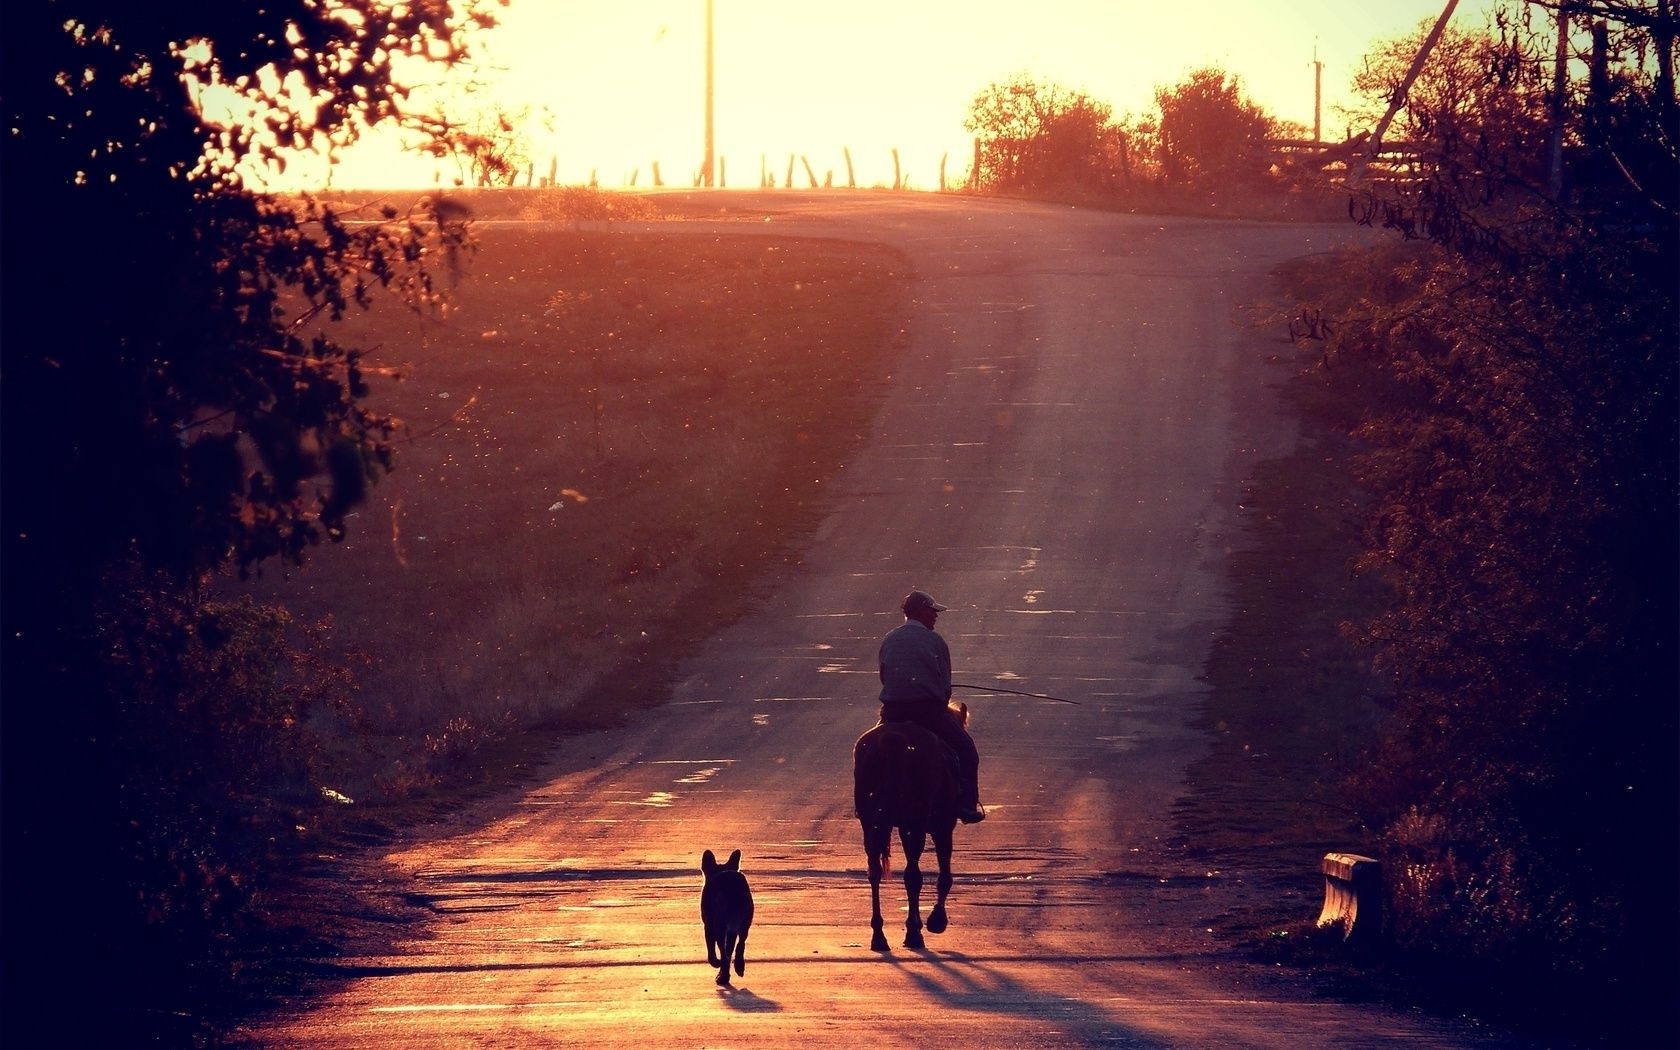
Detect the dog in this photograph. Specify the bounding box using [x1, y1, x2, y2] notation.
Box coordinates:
[699, 849, 754, 986]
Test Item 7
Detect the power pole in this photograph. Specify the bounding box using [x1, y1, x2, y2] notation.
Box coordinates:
[703, 0, 715, 188]
[1313, 44, 1323, 144]
[1353, 0, 1459, 179]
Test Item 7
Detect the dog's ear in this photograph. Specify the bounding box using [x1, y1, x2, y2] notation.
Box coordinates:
[726, 849, 741, 871]
[702, 850, 717, 874]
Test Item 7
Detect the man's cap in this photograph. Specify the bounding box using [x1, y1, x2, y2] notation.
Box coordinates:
[902, 590, 948, 615]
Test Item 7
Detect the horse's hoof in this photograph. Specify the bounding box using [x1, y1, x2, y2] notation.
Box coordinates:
[904, 930, 926, 950]
[716, 971, 730, 987]
[870, 934, 890, 952]
[734, 959, 746, 976]
[926, 911, 948, 935]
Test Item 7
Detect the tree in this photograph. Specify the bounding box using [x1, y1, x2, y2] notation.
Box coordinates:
[964, 74, 1120, 195]
[1304, 1, 1678, 1033]
[1, 1, 500, 1038]
[1153, 66, 1276, 189]
[1345, 19, 1550, 181]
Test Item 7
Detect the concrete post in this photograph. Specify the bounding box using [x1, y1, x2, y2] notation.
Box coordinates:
[1317, 853, 1382, 943]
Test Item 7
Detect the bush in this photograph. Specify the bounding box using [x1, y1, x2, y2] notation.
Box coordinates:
[1295, 6, 1678, 1035]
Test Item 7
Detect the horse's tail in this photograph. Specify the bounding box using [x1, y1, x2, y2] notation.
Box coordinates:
[855, 729, 898, 882]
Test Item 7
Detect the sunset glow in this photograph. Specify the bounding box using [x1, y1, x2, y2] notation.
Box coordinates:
[274, 0, 1493, 190]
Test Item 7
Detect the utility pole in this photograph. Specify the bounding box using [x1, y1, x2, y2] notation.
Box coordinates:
[703, 0, 715, 188]
[1353, 0, 1459, 179]
[1313, 43, 1323, 144]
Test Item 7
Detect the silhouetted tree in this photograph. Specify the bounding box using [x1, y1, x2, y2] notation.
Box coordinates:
[1153, 66, 1276, 190]
[964, 74, 1122, 195]
[1346, 18, 1551, 185]
[1, 1, 500, 1039]
[1303, 2, 1677, 1035]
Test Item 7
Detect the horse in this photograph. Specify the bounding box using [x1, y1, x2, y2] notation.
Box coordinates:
[852, 716, 962, 951]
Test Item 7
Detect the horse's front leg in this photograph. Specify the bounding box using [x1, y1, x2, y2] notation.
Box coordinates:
[925, 825, 954, 935]
[900, 827, 926, 950]
[864, 824, 889, 952]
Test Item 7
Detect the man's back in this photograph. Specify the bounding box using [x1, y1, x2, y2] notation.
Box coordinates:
[878, 619, 951, 707]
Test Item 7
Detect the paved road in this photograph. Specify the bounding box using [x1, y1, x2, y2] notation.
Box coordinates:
[248, 193, 1514, 1048]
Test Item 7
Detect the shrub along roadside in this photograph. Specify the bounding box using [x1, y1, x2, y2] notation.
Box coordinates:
[1214, 8, 1680, 1043]
[9, 220, 908, 1041]
[1268, 221, 1676, 1046]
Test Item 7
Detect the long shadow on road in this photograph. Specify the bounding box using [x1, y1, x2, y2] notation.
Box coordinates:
[885, 947, 1172, 1048]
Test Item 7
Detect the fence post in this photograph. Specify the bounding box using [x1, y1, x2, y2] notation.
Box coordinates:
[844, 146, 856, 188]
[785, 154, 796, 189]
[653, 161, 663, 187]
[892, 148, 901, 191]
[938, 152, 948, 192]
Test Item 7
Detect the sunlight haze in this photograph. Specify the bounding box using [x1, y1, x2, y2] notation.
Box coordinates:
[300, 0, 1491, 190]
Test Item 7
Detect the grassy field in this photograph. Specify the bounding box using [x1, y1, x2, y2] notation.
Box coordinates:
[238, 217, 908, 800]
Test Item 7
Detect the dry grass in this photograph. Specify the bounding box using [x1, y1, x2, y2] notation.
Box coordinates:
[238, 224, 906, 797]
[306, 185, 674, 224]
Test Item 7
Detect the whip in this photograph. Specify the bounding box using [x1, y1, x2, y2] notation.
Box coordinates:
[951, 682, 1081, 706]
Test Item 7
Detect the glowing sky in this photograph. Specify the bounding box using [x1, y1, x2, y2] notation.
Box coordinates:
[302, 0, 1491, 190]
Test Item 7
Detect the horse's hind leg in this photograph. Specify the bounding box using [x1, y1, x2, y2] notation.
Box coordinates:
[900, 827, 926, 950]
[925, 826, 954, 935]
[864, 825, 889, 952]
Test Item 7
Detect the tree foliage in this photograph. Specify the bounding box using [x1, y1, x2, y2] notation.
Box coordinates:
[961, 66, 1287, 204]
[1, 1, 500, 1037]
[5, 1, 498, 586]
[1152, 66, 1277, 188]
[1307, 0, 1678, 1027]
[964, 74, 1123, 195]
[1348, 18, 1551, 151]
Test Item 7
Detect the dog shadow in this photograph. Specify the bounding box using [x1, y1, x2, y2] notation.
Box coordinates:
[715, 986, 782, 1013]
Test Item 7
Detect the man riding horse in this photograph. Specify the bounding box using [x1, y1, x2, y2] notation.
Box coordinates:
[876, 590, 985, 824]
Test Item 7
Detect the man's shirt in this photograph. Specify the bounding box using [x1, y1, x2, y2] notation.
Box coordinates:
[877, 620, 952, 707]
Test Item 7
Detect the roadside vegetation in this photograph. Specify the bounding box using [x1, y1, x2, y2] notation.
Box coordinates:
[1184, 4, 1676, 1043]
[2, 5, 905, 1042]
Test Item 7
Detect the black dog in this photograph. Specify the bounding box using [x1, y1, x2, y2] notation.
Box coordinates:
[700, 849, 754, 986]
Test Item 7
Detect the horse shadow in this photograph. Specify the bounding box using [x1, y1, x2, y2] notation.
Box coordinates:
[883, 949, 1168, 1048]
[715, 986, 782, 1013]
